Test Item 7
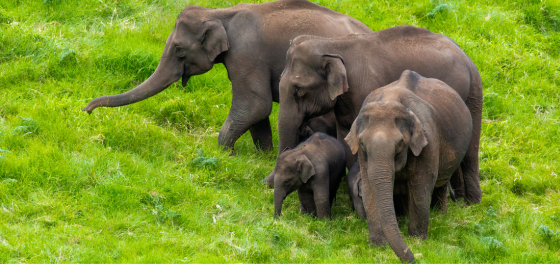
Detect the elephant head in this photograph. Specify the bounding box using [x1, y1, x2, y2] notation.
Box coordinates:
[83, 6, 229, 113]
[345, 101, 427, 263]
[277, 37, 349, 152]
[271, 151, 316, 218]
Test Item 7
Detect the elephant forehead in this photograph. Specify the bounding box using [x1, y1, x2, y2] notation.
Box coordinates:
[287, 61, 321, 83]
[360, 101, 408, 118]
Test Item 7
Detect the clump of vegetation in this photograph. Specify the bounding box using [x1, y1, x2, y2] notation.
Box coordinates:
[189, 149, 219, 169]
[427, 4, 450, 17]
[12, 117, 40, 136]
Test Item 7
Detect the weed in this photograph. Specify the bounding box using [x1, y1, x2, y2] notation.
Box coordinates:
[12, 117, 40, 136]
[189, 149, 219, 169]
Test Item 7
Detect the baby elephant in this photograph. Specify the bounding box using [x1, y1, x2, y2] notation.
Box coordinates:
[269, 133, 346, 219]
[347, 162, 366, 220]
[345, 70, 472, 263]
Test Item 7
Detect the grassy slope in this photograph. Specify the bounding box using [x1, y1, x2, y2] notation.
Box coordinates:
[1, 0, 559, 262]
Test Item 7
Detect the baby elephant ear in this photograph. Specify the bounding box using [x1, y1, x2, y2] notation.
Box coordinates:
[322, 54, 349, 100]
[202, 20, 229, 62]
[297, 155, 316, 183]
[345, 120, 360, 155]
[408, 109, 428, 156]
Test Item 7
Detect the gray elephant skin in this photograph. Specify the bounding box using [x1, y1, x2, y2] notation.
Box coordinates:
[82, 0, 372, 151]
[275, 25, 483, 204]
[347, 162, 366, 220]
[345, 70, 473, 263]
[270, 133, 346, 219]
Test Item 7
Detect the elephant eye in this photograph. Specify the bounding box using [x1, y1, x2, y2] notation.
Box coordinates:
[294, 86, 305, 97]
[396, 139, 405, 153]
[175, 46, 185, 57]
[359, 141, 366, 152]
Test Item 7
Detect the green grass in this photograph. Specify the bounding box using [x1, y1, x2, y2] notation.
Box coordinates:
[1, 0, 560, 262]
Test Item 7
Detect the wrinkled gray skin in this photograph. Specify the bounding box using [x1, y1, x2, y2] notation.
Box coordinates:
[344, 70, 473, 263]
[82, 0, 371, 152]
[270, 133, 346, 219]
[347, 162, 366, 220]
[275, 25, 482, 204]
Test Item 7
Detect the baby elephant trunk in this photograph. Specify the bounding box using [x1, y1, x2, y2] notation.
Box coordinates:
[274, 189, 286, 218]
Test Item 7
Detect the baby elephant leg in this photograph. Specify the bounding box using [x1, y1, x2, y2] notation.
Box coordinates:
[298, 189, 316, 215]
[313, 188, 331, 219]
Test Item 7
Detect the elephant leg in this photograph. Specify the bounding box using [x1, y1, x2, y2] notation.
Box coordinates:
[218, 69, 272, 151]
[461, 145, 482, 204]
[430, 184, 448, 213]
[249, 117, 273, 151]
[298, 189, 316, 215]
[359, 157, 386, 246]
[449, 166, 465, 200]
[461, 81, 483, 204]
[407, 178, 433, 240]
[313, 184, 331, 219]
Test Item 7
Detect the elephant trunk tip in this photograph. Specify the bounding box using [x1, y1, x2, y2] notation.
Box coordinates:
[82, 107, 93, 114]
[401, 248, 415, 263]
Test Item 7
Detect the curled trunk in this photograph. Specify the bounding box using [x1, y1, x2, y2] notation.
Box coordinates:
[368, 153, 414, 263]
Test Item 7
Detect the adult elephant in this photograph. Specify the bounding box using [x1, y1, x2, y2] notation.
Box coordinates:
[275, 25, 483, 204]
[82, 0, 372, 151]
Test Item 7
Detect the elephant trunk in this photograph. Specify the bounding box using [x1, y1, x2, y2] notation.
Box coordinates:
[83, 55, 185, 114]
[368, 144, 415, 263]
[262, 171, 275, 189]
[277, 101, 304, 154]
[274, 189, 286, 218]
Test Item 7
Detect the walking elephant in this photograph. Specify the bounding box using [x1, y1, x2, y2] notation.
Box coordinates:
[345, 70, 472, 262]
[274, 25, 483, 204]
[82, 0, 372, 151]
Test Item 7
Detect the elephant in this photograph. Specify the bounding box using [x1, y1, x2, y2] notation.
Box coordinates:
[274, 25, 483, 204]
[347, 162, 366, 220]
[344, 70, 473, 263]
[82, 0, 372, 152]
[269, 132, 346, 219]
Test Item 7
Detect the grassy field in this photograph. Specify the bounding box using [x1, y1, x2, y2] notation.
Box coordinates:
[1, 0, 560, 262]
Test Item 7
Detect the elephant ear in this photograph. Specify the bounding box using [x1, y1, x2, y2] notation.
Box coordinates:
[322, 54, 349, 100]
[345, 119, 360, 155]
[296, 155, 315, 183]
[202, 20, 229, 62]
[408, 109, 428, 156]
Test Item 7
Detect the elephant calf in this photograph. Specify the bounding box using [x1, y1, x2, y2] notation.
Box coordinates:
[345, 70, 472, 263]
[347, 162, 366, 220]
[269, 133, 346, 219]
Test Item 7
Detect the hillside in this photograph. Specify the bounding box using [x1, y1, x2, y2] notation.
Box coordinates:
[1, 0, 559, 262]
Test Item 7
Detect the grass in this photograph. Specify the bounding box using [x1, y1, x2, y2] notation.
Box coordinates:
[1, 0, 559, 262]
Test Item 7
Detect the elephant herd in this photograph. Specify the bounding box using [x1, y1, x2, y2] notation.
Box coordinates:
[83, 0, 483, 262]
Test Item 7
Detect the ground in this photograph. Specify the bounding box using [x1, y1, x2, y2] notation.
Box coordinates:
[0, 0, 559, 262]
